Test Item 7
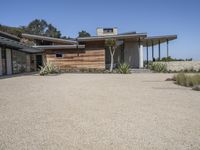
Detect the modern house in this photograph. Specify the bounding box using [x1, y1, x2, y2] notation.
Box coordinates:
[0, 28, 177, 75]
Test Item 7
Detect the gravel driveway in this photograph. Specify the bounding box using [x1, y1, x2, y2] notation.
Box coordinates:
[0, 73, 200, 150]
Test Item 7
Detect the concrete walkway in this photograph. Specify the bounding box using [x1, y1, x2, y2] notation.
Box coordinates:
[0, 73, 200, 150]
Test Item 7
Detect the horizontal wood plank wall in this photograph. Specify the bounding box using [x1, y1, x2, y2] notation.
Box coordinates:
[45, 41, 105, 69]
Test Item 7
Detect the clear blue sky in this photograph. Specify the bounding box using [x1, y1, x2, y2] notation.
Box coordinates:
[1, 0, 200, 60]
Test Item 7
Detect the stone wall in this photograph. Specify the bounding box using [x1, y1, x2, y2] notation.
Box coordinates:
[153, 61, 200, 71]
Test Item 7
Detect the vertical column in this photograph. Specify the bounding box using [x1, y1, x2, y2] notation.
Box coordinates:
[139, 44, 144, 68]
[33, 54, 37, 71]
[26, 54, 31, 72]
[158, 40, 161, 60]
[0, 47, 2, 76]
[146, 43, 149, 68]
[42, 54, 46, 66]
[152, 40, 154, 61]
[167, 39, 169, 57]
[6, 48, 12, 75]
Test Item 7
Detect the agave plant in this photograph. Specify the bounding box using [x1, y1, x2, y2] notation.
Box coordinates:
[39, 63, 59, 76]
[117, 63, 130, 74]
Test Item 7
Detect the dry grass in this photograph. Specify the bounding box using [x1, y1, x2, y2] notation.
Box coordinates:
[174, 73, 200, 90]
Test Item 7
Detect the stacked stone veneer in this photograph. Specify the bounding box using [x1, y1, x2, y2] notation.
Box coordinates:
[153, 61, 200, 72]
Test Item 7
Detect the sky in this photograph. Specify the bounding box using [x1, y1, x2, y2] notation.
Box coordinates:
[1, 0, 200, 60]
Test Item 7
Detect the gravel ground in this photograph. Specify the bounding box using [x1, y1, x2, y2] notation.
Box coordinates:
[0, 73, 200, 150]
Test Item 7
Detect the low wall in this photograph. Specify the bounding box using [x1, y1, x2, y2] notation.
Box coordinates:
[153, 61, 200, 71]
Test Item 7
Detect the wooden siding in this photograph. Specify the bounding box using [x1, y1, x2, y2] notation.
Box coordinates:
[45, 47, 105, 69]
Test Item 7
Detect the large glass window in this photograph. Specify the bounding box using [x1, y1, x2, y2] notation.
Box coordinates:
[12, 50, 27, 74]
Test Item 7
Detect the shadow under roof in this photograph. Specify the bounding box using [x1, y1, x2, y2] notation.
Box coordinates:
[143, 35, 177, 46]
[77, 33, 147, 42]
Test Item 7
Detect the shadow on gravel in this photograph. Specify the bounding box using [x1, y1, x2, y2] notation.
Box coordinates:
[0, 72, 64, 80]
[0, 72, 39, 80]
[143, 80, 163, 82]
[152, 87, 188, 90]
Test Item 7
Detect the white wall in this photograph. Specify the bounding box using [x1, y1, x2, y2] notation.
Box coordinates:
[0, 47, 2, 76]
[124, 41, 140, 68]
[6, 48, 12, 75]
[139, 44, 144, 68]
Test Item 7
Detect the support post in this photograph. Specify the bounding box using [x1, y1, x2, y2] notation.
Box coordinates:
[26, 54, 31, 72]
[167, 39, 169, 57]
[146, 43, 149, 68]
[158, 40, 161, 60]
[33, 54, 37, 71]
[6, 48, 12, 75]
[0, 47, 2, 76]
[138, 39, 144, 68]
[152, 40, 154, 61]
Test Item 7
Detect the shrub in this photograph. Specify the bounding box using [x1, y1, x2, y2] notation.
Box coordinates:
[175, 73, 187, 86]
[174, 73, 200, 88]
[117, 63, 130, 74]
[191, 75, 200, 85]
[150, 63, 167, 72]
[158, 56, 192, 62]
[39, 63, 59, 76]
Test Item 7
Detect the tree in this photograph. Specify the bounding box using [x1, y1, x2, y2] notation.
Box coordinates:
[25, 19, 48, 35]
[78, 30, 91, 37]
[45, 24, 61, 38]
[25, 19, 61, 38]
[105, 38, 117, 72]
[0, 19, 63, 38]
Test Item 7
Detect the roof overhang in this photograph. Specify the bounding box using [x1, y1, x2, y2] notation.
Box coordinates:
[77, 33, 147, 42]
[0, 31, 20, 41]
[143, 35, 177, 46]
[33, 45, 85, 50]
[0, 36, 43, 53]
[22, 33, 78, 45]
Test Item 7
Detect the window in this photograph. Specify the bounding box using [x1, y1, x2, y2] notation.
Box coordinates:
[56, 53, 63, 58]
[103, 28, 113, 34]
[12, 50, 27, 74]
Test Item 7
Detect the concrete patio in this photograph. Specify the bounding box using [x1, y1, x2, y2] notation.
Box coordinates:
[0, 73, 200, 150]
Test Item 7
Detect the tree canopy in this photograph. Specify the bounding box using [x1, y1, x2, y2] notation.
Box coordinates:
[0, 19, 92, 39]
[45, 24, 61, 38]
[25, 19, 61, 38]
[0, 19, 62, 38]
[78, 30, 91, 37]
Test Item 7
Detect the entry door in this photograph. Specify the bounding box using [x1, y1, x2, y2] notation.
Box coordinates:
[36, 55, 43, 69]
[1, 48, 7, 75]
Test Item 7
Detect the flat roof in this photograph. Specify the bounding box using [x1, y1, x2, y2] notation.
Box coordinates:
[143, 35, 177, 46]
[0, 31, 20, 41]
[33, 45, 85, 50]
[22, 33, 78, 45]
[0, 36, 43, 53]
[77, 33, 147, 42]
